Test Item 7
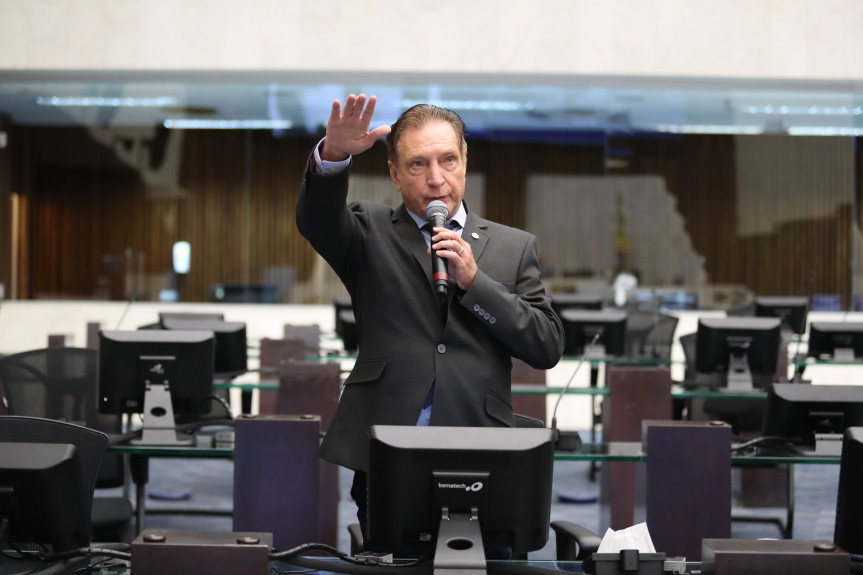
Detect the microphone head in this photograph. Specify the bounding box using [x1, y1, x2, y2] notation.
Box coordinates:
[425, 200, 449, 222]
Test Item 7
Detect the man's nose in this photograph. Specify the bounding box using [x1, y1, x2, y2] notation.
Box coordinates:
[427, 162, 444, 186]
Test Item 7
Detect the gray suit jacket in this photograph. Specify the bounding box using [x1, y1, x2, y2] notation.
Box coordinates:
[297, 153, 565, 471]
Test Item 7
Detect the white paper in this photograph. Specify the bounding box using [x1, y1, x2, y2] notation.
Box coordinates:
[596, 522, 656, 553]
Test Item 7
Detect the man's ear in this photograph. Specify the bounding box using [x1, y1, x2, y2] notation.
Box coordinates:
[388, 161, 400, 191]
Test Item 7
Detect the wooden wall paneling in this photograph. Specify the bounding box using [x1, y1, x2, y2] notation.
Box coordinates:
[246, 132, 320, 301]
[612, 134, 855, 300]
[16, 125, 862, 305]
[0, 116, 12, 295]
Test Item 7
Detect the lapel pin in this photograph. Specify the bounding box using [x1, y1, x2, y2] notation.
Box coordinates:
[471, 232, 479, 240]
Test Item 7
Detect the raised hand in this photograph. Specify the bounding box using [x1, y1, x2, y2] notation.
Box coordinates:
[321, 94, 392, 161]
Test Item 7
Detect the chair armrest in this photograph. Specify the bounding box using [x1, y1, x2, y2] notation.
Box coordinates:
[550, 520, 602, 561]
[347, 522, 364, 556]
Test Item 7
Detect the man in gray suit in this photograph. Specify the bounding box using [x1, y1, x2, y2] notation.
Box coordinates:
[296, 94, 565, 540]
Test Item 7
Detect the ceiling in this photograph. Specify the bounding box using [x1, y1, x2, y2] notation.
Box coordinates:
[1, 71, 861, 141]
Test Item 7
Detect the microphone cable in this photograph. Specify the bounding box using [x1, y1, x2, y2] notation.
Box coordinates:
[550, 331, 602, 440]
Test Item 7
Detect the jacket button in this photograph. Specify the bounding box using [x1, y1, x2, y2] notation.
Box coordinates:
[437, 344, 447, 353]
[483, 312, 491, 320]
[489, 317, 497, 324]
[473, 304, 481, 312]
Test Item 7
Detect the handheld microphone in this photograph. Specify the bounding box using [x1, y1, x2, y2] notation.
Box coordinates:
[550, 331, 602, 451]
[425, 200, 449, 298]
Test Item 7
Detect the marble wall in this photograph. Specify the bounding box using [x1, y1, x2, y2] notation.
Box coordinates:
[2, 0, 863, 80]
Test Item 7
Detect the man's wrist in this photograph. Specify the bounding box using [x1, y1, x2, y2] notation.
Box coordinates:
[320, 140, 349, 162]
[313, 138, 351, 174]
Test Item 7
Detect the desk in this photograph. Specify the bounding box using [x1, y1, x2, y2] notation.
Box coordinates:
[512, 382, 768, 400]
[0, 556, 696, 575]
[109, 443, 233, 532]
[108, 436, 839, 533]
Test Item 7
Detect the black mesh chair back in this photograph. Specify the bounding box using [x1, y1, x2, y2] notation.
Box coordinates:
[0, 349, 133, 541]
[624, 311, 679, 360]
[0, 347, 99, 425]
[648, 313, 679, 360]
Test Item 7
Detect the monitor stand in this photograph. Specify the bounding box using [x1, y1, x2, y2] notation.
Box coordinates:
[433, 508, 486, 575]
[813, 433, 844, 456]
[789, 433, 844, 457]
[725, 355, 754, 392]
[131, 382, 195, 446]
[832, 348, 856, 362]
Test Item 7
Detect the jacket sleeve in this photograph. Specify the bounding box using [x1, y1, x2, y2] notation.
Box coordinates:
[459, 233, 565, 370]
[296, 152, 363, 289]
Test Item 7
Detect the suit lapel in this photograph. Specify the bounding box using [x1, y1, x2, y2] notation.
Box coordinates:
[393, 205, 492, 304]
[393, 205, 434, 289]
[464, 212, 490, 263]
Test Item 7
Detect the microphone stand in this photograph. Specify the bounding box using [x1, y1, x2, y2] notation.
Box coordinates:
[551, 331, 602, 452]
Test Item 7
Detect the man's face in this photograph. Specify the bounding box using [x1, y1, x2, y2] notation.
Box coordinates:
[388, 119, 467, 219]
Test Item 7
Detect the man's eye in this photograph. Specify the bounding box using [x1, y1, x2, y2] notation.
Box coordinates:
[444, 156, 455, 163]
[412, 161, 424, 168]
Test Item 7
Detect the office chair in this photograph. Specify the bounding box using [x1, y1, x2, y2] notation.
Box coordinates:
[0, 415, 110, 545]
[624, 311, 679, 360]
[0, 348, 135, 542]
[282, 324, 322, 357]
[550, 520, 603, 561]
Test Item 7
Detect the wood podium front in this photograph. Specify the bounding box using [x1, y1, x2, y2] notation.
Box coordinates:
[600, 365, 672, 530]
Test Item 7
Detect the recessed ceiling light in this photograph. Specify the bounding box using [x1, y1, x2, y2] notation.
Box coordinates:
[162, 119, 293, 130]
[36, 96, 178, 108]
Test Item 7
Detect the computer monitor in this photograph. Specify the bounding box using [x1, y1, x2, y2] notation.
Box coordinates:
[158, 312, 224, 323]
[761, 383, 863, 456]
[550, 293, 603, 316]
[834, 426, 863, 555]
[0, 441, 91, 552]
[657, 290, 698, 311]
[754, 296, 809, 336]
[333, 298, 357, 352]
[366, 425, 554, 570]
[560, 309, 627, 357]
[210, 283, 279, 303]
[98, 329, 216, 446]
[807, 322, 863, 361]
[159, 317, 248, 378]
[694, 317, 782, 391]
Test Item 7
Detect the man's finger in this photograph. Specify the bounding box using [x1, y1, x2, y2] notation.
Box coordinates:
[328, 99, 342, 124]
[361, 95, 377, 124]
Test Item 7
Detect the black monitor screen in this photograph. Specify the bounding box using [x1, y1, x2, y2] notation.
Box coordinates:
[0, 441, 91, 552]
[550, 293, 603, 316]
[560, 309, 627, 357]
[834, 426, 863, 555]
[658, 291, 698, 311]
[159, 312, 224, 323]
[694, 317, 782, 390]
[366, 425, 554, 564]
[210, 283, 278, 303]
[160, 318, 247, 378]
[98, 330, 215, 445]
[807, 322, 863, 361]
[333, 298, 357, 353]
[762, 383, 863, 454]
[754, 296, 809, 335]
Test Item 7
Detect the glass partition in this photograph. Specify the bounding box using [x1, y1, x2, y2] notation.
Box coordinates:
[0, 73, 859, 307]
